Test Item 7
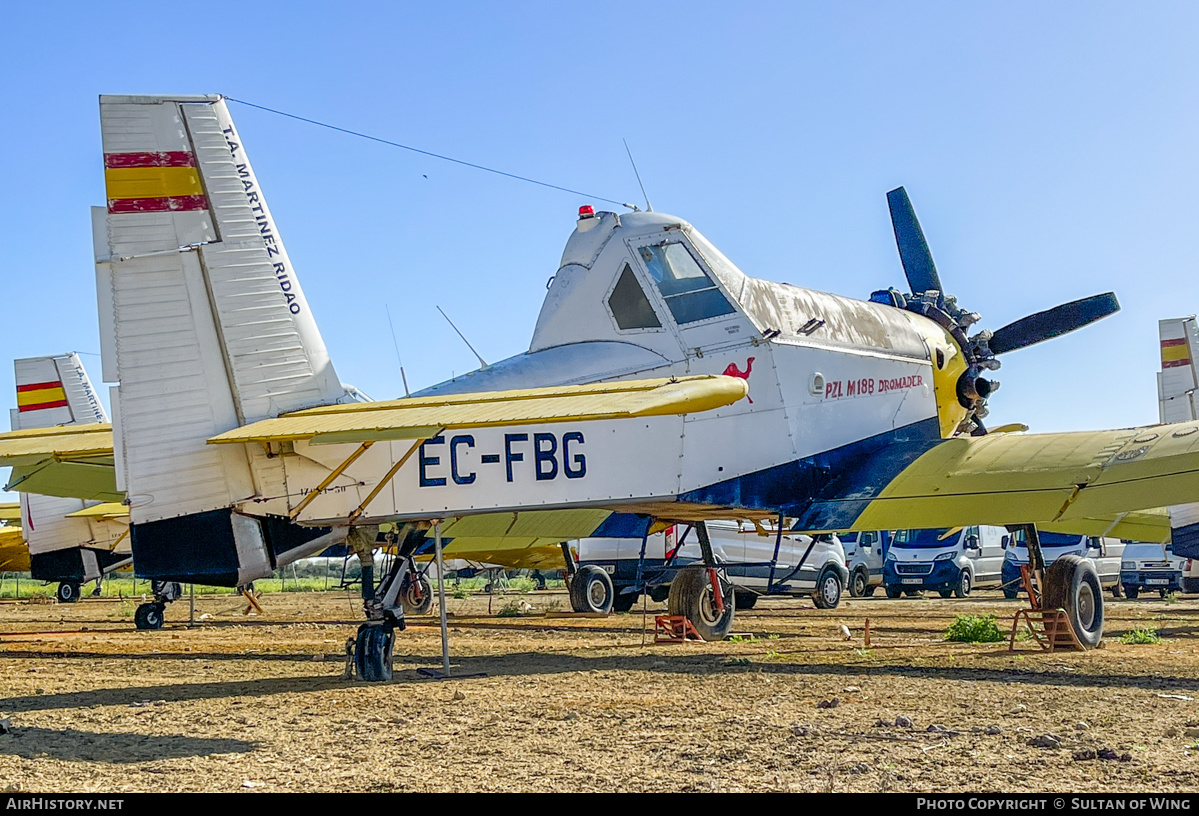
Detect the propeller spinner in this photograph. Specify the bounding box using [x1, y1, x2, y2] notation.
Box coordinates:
[882, 186, 1119, 433]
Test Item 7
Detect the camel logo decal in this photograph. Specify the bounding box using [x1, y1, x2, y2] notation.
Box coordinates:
[722, 357, 755, 403]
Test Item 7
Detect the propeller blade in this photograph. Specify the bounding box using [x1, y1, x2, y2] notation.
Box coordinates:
[988, 292, 1120, 355]
[887, 186, 943, 295]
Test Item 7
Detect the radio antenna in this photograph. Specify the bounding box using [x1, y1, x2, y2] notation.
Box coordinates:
[385, 304, 411, 397]
[624, 138, 653, 213]
[437, 305, 489, 370]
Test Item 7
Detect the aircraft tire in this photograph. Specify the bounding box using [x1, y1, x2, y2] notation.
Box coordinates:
[400, 575, 434, 616]
[668, 567, 735, 641]
[569, 565, 614, 614]
[812, 569, 842, 609]
[849, 569, 870, 598]
[56, 582, 81, 604]
[733, 590, 758, 610]
[134, 602, 164, 630]
[1043, 554, 1104, 649]
[355, 624, 394, 682]
[611, 591, 639, 613]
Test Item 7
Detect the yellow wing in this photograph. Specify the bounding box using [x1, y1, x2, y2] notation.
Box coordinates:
[0, 527, 29, 572]
[842, 421, 1199, 532]
[0, 502, 20, 524]
[208, 376, 747, 446]
[0, 424, 120, 502]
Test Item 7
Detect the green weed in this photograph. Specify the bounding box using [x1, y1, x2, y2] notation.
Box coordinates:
[944, 614, 1004, 643]
[1118, 627, 1162, 645]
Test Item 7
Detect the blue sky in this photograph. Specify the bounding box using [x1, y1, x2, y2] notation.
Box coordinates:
[3, 1, 1198, 451]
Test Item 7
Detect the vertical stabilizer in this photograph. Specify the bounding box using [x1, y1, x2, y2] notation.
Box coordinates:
[13, 355, 125, 581]
[1157, 317, 1199, 556]
[1158, 316, 1199, 424]
[98, 95, 344, 584]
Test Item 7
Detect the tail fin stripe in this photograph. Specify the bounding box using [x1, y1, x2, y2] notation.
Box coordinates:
[17, 381, 64, 393]
[108, 195, 208, 214]
[105, 151, 196, 169]
[17, 399, 70, 413]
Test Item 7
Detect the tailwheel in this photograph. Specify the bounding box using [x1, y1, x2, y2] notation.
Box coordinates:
[354, 623, 395, 682]
[134, 602, 165, 631]
[400, 575, 434, 615]
[56, 581, 82, 604]
[667, 567, 735, 641]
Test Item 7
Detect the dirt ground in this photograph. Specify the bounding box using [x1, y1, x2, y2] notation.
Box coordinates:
[0, 586, 1198, 793]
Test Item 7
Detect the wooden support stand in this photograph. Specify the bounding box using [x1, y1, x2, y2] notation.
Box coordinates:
[1009, 608, 1085, 652]
[654, 615, 704, 643]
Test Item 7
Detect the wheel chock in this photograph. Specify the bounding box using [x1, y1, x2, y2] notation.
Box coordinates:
[654, 615, 704, 643]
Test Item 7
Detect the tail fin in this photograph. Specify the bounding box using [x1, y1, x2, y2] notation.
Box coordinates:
[12, 354, 126, 581]
[1158, 316, 1199, 424]
[1157, 317, 1199, 556]
[97, 95, 345, 583]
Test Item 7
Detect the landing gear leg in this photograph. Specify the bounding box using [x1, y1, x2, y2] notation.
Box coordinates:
[666, 520, 735, 641]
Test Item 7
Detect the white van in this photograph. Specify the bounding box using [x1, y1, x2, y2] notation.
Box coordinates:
[1121, 542, 1182, 598]
[841, 531, 890, 597]
[573, 521, 848, 612]
[1001, 533, 1124, 599]
[883, 526, 1006, 598]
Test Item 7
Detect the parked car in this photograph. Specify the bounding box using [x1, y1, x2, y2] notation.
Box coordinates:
[573, 520, 848, 612]
[1120, 541, 1182, 598]
[883, 526, 1006, 598]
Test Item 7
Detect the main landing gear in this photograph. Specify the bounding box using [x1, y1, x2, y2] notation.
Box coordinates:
[134, 581, 182, 630]
[666, 521, 736, 641]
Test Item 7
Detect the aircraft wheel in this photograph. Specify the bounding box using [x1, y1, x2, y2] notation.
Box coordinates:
[954, 569, 972, 598]
[355, 624, 394, 682]
[400, 575, 434, 616]
[849, 569, 870, 598]
[56, 582, 81, 604]
[668, 568, 735, 641]
[733, 590, 758, 610]
[1124, 586, 1139, 600]
[569, 565, 613, 614]
[812, 569, 842, 609]
[134, 602, 164, 630]
[611, 592, 639, 613]
[884, 586, 902, 599]
[1042, 554, 1104, 649]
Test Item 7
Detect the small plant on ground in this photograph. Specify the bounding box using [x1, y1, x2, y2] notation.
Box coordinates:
[728, 634, 756, 643]
[496, 601, 524, 617]
[1118, 627, 1162, 645]
[944, 614, 1004, 643]
[452, 585, 469, 600]
[1165, 592, 1180, 604]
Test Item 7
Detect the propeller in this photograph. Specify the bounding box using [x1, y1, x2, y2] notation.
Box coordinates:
[882, 186, 1120, 432]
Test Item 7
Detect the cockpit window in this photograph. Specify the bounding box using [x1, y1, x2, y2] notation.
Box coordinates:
[608, 263, 662, 330]
[638, 242, 735, 324]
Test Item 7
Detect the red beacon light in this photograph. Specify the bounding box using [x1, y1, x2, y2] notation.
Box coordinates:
[577, 205, 595, 219]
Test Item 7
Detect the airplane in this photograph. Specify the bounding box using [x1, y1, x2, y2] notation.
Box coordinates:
[6, 94, 1199, 681]
[8, 354, 132, 602]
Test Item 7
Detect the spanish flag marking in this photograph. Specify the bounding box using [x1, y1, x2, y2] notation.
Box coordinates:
[104, 152, 207, 214]
[1162, 338, 1192, 369]
[16, 381, 68, 412]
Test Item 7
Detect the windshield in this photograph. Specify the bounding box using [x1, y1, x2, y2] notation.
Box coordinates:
[893, 528, 960, 549]
[1011, 532, 1081, 549]
[1124, 543, 1169, 561]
